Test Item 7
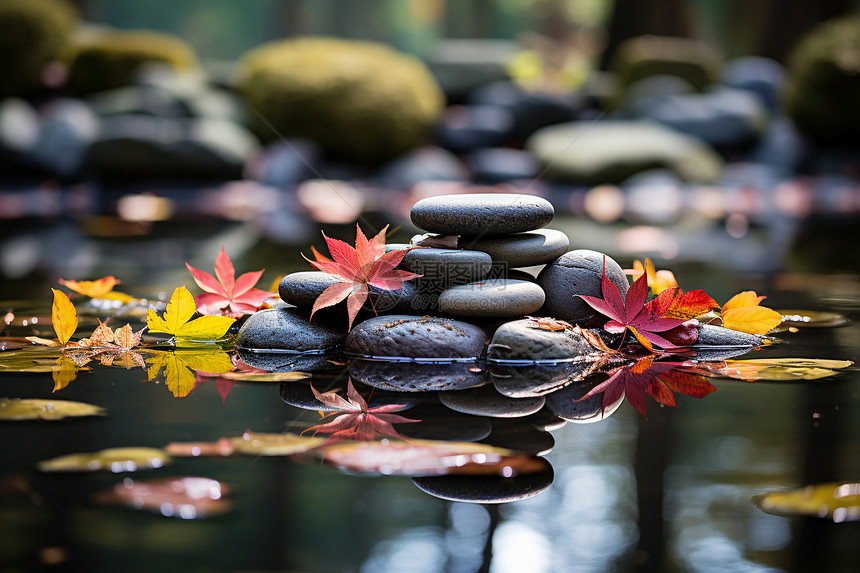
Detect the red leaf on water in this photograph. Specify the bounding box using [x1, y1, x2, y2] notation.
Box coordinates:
[304, 379, 419, 446]
[186, 246, 272, 318]
[305, 225, 422, 330]
[577, 257, 688, 351]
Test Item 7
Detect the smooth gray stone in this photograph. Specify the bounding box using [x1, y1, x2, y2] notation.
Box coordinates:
[439, 279, 545, 318]
[522, 407, 568, 431]
[345, 315, 488, 359]
[410, 193, 554, 236]
[235, 307, 346, 352]
[490, 360, 600, 398]
[348, 360, 489, 392]
[545, 375, 625, 423]
[387, 243, 492, 284]
[536, 250, 628, 329]
[412, 460, 553, 503]
[694, 324, 763, 347]
[488, 318, 593, 361]
[438, 385, 545, 418]
[527, 120, 723, 184]
[279, 271, 420, 314]
[459, 229, 569, 268]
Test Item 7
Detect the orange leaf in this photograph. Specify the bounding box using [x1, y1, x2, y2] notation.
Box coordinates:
[722, 306, 782, 335]
[59, 276, 120, 298]
[663, 289, 719, 321]
[51, 289, 78, 346]
[625, 259, 678, 294]
[722, 291, 766, 312]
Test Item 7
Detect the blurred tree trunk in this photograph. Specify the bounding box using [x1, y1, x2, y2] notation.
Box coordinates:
[755, 0, 855, 63]
[600, 0, 696, 69]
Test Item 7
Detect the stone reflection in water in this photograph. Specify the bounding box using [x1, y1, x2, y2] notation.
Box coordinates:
[545, 373, 625, 424]
[489, 359, 601, 398]
[412, 458, 553, 503]
[348, 359, 489, 392]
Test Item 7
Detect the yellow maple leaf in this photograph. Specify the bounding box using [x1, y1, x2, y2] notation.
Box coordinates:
[59, 276, 134, 303]
[720, 291, 782, 335]
[51, 289, 78, 346]
[147, 287, 235, 340]
[146, 349, 234, 398]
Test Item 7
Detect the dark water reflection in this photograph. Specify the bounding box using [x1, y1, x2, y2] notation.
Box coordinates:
[1, 290, 859, 572]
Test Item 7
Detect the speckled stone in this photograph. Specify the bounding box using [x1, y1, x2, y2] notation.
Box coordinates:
[279, 271, 420, 314]
[410, 193, 554, 236]
[536, 250, 629, 328]
[345, 315, 488, 359]
[695, 324, 763, 347]
[438, 385, 545, 418]
[387, 243, 492, 284]
[488, 318, 593, 361]
[235, 307, 346, 351]
[412, 460, 553, 503]
[439, 279, 545, 318]
[459, 229, 569, 267]
[348, 360, 489, 392]
[545, 374, 625, 423]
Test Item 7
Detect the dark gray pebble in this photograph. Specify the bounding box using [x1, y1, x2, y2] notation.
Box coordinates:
[347, 360, 489, 392]
[235, 307, 346, 352]
[411, 460, 553, 503]
[488, 318, 593, 361]
[439, 279, 545, 318]
[387, 243, 492, 284]
[345, 315, 488, 360]
[410, 193, 554, 236]
[438, 385, 545, 418]
[459, 229, 569, 268]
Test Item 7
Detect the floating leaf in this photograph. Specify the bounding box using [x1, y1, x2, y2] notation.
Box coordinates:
[688, 358, 854, 382]
[166, 439, 236, 457]
[186, 246, 272, 318]
[51, 289, 77, 345]
[230, 432, 326, 456]
[662, 289, 719, 321]
[219, 371, 311, 383]
[146, 349, 234, 398]
[59, 276, 133, 303]
[753, 483, 860, 522]
[95, 476, 232, 518]
[146, 287, 235, 341]
[37, 447, 169, 473]
[0, 397, 104, 420]
[319, 439, 534, 476]
[778, 310, 850, 329]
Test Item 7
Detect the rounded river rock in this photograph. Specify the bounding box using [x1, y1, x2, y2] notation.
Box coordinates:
[387, 243, 492, 284]
[344, 315, 488, 359]
[439, 279, 545, 318]
[537, 249, 629, 328]
[488, 318, 593, 361]
[459, 229, 569, 267]
[235, 307, 346, 351]
[410, 193, 554, 236]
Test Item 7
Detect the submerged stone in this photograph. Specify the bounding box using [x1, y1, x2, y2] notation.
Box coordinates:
[345, 315, 488, 360]
[235, 307, 346, 352]
[438, 279, 545, 318]
[459, 229, 570, 268]
[410, 193, 554, 236]
[536, 250, 628, 329]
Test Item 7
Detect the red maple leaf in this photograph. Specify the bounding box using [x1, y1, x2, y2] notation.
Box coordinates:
[576, 356, 717, 418]
[306, 224, 422, 330]
[186, 246, 272, 318]
[577, 258, 698, 351]
[304, 379, 419, 445]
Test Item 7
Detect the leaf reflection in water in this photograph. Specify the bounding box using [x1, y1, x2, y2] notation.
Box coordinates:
[145, 349, 234, 397]
[95, 476, 232, 519]
[684, 358, 854, 382]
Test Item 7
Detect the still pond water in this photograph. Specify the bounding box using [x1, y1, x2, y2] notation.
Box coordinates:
[0, 225, 859, 573]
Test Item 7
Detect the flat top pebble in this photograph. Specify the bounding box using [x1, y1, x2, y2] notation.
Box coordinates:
[411, 193, 554, 236]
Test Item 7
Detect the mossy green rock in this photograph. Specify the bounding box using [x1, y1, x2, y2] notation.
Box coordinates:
[68, 29, 198, 94]
[0, 0, 77, 97]
[237, 37, 444, 163]
[526, 121, 722, 184]
[611, 35, 722, 100]
[784, 17, 860, 147]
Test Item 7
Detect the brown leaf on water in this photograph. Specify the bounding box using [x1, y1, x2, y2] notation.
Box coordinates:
[166, 439, 236, 458]
[0, 397, 104, 420]
[753, 482, 860, 522]
[230, 432, 326, 456]
[95, 476, 231, 518]
[37, 447, 169, 473]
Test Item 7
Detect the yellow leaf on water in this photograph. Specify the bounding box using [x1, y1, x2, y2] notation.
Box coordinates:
[147, 287, 235, 340]
[25, 336, 59, 347]
[722, 290, 766, 311]
[722, 306, 783, 335]
[58, 276, 133, 303]
[698, 358, 854, 381]
[230, 432, 326, 456]
[0, 397, 104, 420]
[146, 349, 234, 398]
[753, 483, 860, 522]
[37, 447, 169, 473]
[51, 289, 78, 345]
[52, 355, 80, 391]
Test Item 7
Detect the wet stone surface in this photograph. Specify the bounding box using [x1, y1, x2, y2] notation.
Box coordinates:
[235, 307, 346, 352]
[438, 279, 545, 318]
[344, 315, 488, 359]
[458, 229, 570, 268]
[438, 384, 545, 418]
[488, 318, 593, 361]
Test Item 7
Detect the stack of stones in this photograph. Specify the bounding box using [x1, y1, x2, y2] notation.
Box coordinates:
[239, 192, 762, 363]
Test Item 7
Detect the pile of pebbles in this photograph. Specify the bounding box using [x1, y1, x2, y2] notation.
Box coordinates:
[238, 192, 763, 363]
